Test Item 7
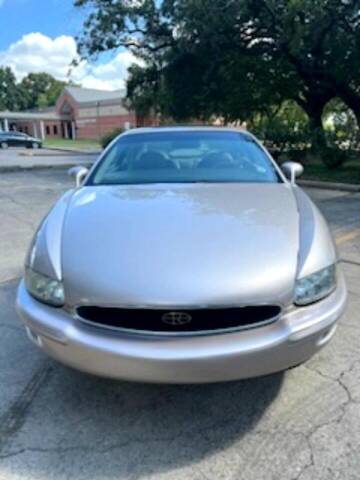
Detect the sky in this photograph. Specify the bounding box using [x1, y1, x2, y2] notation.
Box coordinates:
[0, 0, 139, 90]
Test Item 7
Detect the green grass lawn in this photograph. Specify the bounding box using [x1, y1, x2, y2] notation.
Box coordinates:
[301, 159, 360, 184]
[43, 138, 101, 151]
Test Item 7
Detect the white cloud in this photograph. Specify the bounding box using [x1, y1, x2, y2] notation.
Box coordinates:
[71, 50, 142, 90]
[0, 32, 141, 90]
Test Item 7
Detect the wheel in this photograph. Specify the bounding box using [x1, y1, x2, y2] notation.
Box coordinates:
[32, 142, 40, 149]
[1, 142, 8, 149]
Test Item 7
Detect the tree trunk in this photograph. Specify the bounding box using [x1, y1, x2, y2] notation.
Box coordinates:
[297, 96, 345, 168]
[299, 101, 327, 152]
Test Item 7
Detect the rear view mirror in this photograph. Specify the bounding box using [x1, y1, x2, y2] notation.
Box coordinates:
[68, 166, 89, 188]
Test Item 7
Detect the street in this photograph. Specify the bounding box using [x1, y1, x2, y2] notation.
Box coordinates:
[0, 168, 360, 480]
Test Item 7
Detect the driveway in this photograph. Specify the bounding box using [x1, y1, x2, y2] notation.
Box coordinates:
[1, 169, 359, 480]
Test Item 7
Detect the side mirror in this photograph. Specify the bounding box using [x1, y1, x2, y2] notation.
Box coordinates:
[68, 166, 89, 188]
[281, 161, 304, 185]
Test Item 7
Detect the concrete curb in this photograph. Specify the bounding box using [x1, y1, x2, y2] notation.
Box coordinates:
[18, 151, 97, 158]
[45, 146, 102, 155]
[299, 179, 360, 192]
[0, 162, 93, 174]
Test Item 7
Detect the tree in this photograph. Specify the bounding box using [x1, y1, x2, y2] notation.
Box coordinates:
[75, 1, 299, 120]
[237, 0, 360, 145]
[0, 68, 77, 113]
[19, 73, 69, 110]
[74, 0, 360, 137]
[0, 67, 23, 111]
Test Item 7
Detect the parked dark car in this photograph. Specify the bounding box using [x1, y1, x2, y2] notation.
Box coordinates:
[0, 131, 42, 149]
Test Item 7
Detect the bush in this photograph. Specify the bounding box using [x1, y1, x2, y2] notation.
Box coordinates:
[320, 146, 348, 169]
[101, 128, 125, 149]
[250, 100, 356, 169]
[250, 101, 312, 156]
[324, 98, 360, 152]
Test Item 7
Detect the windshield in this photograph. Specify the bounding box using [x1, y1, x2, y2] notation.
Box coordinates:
[88, 131, 281, 185]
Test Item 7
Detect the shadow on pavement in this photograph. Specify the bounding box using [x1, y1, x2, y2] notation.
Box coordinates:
[1, 280, 285, 477]
[17, 365, 284, 477]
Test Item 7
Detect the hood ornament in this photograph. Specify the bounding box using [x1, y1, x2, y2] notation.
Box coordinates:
[162, 312, 192, 326]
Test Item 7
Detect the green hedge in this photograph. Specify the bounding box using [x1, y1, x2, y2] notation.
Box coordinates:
[101, 128, 125, 149]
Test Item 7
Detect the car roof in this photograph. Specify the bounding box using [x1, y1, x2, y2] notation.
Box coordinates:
[1, 131, 23, 134]
[122, 126, 252, 138]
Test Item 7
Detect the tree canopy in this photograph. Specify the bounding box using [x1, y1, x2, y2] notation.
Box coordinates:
[0, 67, 24, 111]
[0, 68, 74, 111]
[75, 0, 360, 135]
[19, 73, 70, 110]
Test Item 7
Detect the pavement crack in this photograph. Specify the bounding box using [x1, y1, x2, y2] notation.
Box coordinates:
[338, 361, 360, 405]
[1, 417, 251, 461]
[296, 361, 360, 477]
[0, 364, 53, 454]
[291, 436, 314, 480]
[340, 258, 360, 267]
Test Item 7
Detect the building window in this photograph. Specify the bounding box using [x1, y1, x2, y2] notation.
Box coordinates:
[53, 125, 58, 135]
[46, 126, 50, 135]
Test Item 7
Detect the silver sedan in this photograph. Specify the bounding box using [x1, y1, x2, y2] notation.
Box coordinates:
[16, 127, 347, 383]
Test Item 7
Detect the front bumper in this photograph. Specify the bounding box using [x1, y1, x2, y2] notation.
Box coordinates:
[16, 274, 347, 383]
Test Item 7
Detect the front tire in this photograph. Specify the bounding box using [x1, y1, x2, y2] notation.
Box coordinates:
[32, 142, 40, 149]
[1, 142, 8, 149]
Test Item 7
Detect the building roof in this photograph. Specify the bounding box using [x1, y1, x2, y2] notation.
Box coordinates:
[64, 86, 126, 105]
[26, 106, 58, 114]
[0, 111, 69, 121]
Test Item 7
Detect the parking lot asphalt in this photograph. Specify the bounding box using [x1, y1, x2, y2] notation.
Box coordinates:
[0, 147, 97, 172]
[0, 168, 359, 480]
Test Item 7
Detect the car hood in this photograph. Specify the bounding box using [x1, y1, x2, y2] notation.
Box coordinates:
[62, 183, 300, 307]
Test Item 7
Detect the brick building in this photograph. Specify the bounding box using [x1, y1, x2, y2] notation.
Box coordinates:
[0, 86, 155, 140]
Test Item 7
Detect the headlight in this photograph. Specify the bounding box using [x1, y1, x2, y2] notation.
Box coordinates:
[294, 264, 336, 306]
[25, 267, 65, 307]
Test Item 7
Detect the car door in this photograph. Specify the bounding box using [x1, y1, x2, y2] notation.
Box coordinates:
[12, 132, 28, 147]
[6, 132, 19, 146]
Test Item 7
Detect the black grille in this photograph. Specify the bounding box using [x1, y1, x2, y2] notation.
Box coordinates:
[76, 305, 281, 335]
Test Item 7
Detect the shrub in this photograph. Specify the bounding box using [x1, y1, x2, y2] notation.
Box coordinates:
[250, 101, 312, 156]
[324, 98, 360, 152]
[250, 100, 356, 169]
[101, 128, 125, 149]
[321, 146, 348, 169]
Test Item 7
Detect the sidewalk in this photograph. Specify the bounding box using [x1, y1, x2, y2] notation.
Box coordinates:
[0, 148, 98, 173]
[44, 146, 102, 155]
[299, 179, 360, 192]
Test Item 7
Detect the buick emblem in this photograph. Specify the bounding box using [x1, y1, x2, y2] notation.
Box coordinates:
[162, 311, 192, 326]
